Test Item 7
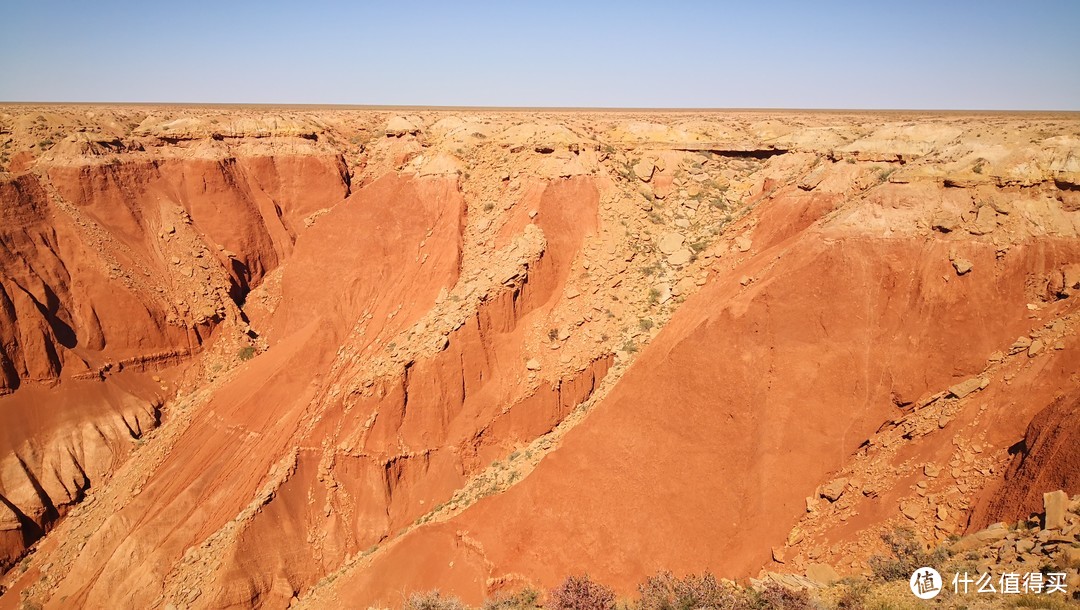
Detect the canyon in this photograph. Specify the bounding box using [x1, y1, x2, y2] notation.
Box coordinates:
[0, 105, 1078, 609]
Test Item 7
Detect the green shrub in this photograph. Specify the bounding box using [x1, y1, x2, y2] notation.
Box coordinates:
[237, 346, 256, 361]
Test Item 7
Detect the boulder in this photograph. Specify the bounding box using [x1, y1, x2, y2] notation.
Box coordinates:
[969, 205, 998, 235]
[667, 248, 693, 266]
[385, 116, 419, 137]
[1028, 340, 1044, 358]
[633, 159, 655, 182]
[951, 523, 1009, 552]
[805, 563, 840, 585]
[658, 232, 685, 255]
[821, 478, 847, 502]
[948, 377, 988, 399]
[952, 257, 974, 275]
[1044, 490, 1068, 530]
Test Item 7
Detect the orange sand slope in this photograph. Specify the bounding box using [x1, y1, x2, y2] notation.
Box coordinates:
[0, 105, 1077, 608]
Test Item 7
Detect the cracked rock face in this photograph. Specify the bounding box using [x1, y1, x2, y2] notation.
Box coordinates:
[2, 106, 1080, 610]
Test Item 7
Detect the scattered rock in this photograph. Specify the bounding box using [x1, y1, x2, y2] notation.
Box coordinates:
[633, 159, 655, 182]
[1010, 336, 1033, 353]
[658, 232, 685, 255]
[821, 479, 847, 502]
[1027, 339, 1044, 358]
[805, 563, 840, 585]
[969, 205, 998, 235]
[931, 213, 959, 233]
[948, 376, 988, 399]
[772, 547, 785, 563]
[385, 116, 419, 137]
[525, 359, 541, 371]
[951, 523, 1009, 552]
[1061, 546, 1080, 565]
[952, 257, 973, 275]
[1044, 489, 1068, 530]
[901, 501, 923, 520]
[734, 235, 752, 253]
[668, 248, 693, 266]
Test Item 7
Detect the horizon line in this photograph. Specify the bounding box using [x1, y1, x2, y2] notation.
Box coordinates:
[2, 101, 1079, 115]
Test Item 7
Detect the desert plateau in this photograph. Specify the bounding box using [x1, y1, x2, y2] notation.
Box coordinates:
[0, 103, 1076, 610]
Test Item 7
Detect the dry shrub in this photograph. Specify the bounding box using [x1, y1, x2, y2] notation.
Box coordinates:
[405, 590, 467, 610]
[868, 527, 947, 582]
[750, 583, 816, 610]
[484, 588, 541, 610]
[636, 571, 740, 610]
[547, 575, 615, 610]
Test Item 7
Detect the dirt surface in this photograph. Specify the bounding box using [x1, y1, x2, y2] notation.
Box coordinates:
[0, 105, 1078, 609]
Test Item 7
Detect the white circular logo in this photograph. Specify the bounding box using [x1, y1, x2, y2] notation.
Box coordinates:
[909, 567, 942, 599]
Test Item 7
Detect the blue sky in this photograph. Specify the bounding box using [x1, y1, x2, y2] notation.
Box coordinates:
[1, 1, 1078, 109]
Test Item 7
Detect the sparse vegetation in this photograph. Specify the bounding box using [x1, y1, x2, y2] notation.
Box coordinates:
[637, 571, 738, 610]
[638, 318, 654, 331]
[749, 583, 817, 610]
[868, 527, 948, 582]
[832, 578, 871, 610]
[547, 575, 615, 610]
[237, 346, 256, 361]
[1010, 594, 1077, 609]
[484, 588, 541, 610]
[406, 590, 467, 610]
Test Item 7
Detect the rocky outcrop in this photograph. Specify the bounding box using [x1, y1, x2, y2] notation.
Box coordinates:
[971, 391, 1080, 529]
[16, 171, 613, 609]
[0, 141, 350, 571]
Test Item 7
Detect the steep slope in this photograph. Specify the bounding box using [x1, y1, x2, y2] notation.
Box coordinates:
[0, 117, 350, 573]
[971, 389, 1080, 528]
[1, 107, 1078, 610]
[299, 162, 1080, 607]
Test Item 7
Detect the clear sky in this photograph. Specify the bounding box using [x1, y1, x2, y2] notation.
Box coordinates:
[2, 1, 1078, 109]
